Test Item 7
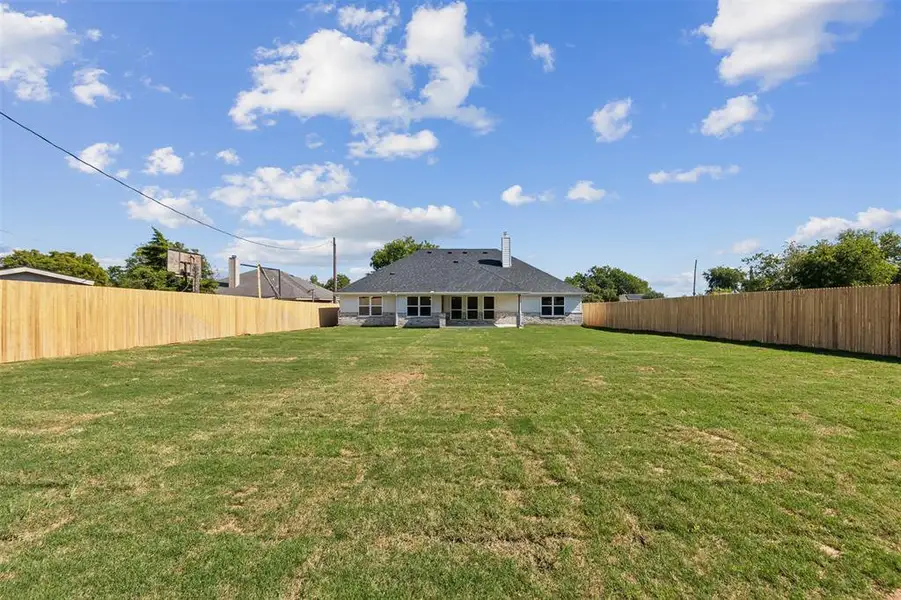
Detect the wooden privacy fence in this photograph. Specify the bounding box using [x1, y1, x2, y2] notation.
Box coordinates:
[0, 280, 338, 363]
[582, 285, 901, 358]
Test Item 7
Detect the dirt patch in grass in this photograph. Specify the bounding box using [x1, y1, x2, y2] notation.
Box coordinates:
[636, 366, 657, 373]
[612, 511, 650, 555]
[247, 357, 298, 363]
[3, 412, 114, 436]
[583, 375, 607, 388]
[819, 543, 841, 558]
[670, 426, 746, 454]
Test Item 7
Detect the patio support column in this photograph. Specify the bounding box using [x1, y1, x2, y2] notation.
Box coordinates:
[517, 294, 523, 328]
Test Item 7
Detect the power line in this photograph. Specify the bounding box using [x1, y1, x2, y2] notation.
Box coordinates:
[0, 110, 334, 254]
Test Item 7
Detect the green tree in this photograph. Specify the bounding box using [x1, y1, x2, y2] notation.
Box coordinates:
[1, 249, 111, 285]
[311, 273, 350, 290]
[565, 266, 661, 302]
[703, 266, 746, 294]
[791, 230, 897, 288]
[109, 228, 218, 293]
[325, 273, 351, 291]
[370, 237, 438, 270]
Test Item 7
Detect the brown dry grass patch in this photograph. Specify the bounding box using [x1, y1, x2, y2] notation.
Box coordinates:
[3, 412, 114, 436]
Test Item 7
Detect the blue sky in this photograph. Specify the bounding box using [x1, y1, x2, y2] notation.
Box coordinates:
[2, 0, 899, 295]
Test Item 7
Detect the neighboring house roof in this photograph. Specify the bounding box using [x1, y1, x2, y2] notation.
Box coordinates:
[339, 249, 584, 295]
[619, 294, 646, 302]
[216, 268, 335, 302]
[0, 267, 95, 286]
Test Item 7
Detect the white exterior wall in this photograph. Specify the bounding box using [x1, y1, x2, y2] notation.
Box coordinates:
[521, 296, 540, 313]
[341, 295, 359, 312]
[566, 296, 583, 314]
[496, 294, 519, 312]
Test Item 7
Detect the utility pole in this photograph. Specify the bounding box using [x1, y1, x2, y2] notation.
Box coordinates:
[692, 259, 698, 296]
[192, 259, 201, 293]
[257, 264, 262, 299]
[332, 237, 337, 295]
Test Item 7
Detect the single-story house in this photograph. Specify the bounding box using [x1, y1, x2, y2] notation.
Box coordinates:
[0, 267, 95, 286]
[618, 293, 646, 302]
[216, 256, 334, 302]
[337, 233, 585, 327]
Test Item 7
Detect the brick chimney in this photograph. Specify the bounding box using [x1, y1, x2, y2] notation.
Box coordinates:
[228, 255, 240, 288]
[501, 232, 511, 268]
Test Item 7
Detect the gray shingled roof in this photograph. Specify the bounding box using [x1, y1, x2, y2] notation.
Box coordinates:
[340, 249, 584, 294]
[217, 268, 335, 302]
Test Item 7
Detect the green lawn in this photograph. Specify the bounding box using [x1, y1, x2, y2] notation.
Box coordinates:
[1, 327, 899, 598]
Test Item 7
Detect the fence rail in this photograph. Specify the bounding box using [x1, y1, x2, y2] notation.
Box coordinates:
[582, 285, 901, 358]
[0, 281, 338, 363]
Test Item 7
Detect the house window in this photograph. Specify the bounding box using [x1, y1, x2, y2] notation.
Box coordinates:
[451, 296, 463, 320]
[407, 296, 431, 317]
[467, 296, 479, 320]
[483, 296, 495, 320]
[541, 296, 565, 317]
[359, 296, 382, 317]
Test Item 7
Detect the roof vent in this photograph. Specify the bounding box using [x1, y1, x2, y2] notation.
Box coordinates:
[462, 251, 467, 254]
[426, 250, 432, 254]
[447, 251, 452, 254]
[453, 260, 459, 264]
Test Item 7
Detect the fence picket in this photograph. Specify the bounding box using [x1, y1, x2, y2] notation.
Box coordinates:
[582, 285, 901, 358]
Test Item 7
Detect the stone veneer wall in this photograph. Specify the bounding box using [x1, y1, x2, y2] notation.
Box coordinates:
[397, 313, 443, 328]
[521, 312, 583, 326]
[338, 312, 396, 327]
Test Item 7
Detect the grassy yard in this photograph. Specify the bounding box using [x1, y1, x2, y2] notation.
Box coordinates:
[1, 327, 899, 598]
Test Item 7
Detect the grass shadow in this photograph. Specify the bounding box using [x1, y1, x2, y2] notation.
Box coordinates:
[582, 327, 901, 364]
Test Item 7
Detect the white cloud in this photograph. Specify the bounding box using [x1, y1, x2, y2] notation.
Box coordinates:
[248, 196, 462, 242]
[696, 0, 882, 90]
[65, 142, 120, 173]
[727, 238, 761, 255]
[210, 162, 351, 208]
[501, 185, 536, 207]
[96, 257, 123, 268]
[650, 272, 696, 297]
[230, 2, 492, 136]
[338, 3, 399, 47]
[649, 165, 740, 184]
[221, 236, 376, 269]
[302, 1, 335, 15]
[566, 180, 607, 203]
[85, 28, 102, 42]
[306, 133, 324, 149]
[216, 148, 241, 165]
[144, 147, 184, 175]
[529, 34, 555, 72]
[71, 68, 120, 106]
[700, 94, 766, 138]
[115, 169, 130, 179]
[0, 4, 76, 101]
[230, 29, 411, 130]
[126, 187, 210, 228]
[472, 200, 481, 209]
[140, 76, 171, 94]
[348, 129, 438, 159]
[404, 3, 492, 132]
[589, 98, 632, 143]
[789, 207, 901, 242]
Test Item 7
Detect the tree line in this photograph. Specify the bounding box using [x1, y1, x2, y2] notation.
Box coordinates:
[5, 228, 898, 298]
[703, 230, 900, 295]
[1, 228, 218, 293]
